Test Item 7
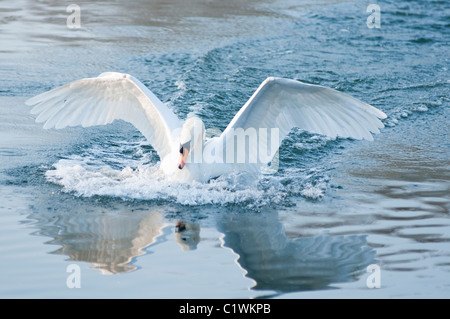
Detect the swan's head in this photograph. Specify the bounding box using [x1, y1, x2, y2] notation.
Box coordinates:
[175, 220, 200, 251]
[177, 116, 205, 170]
[178, 141, 189, 170]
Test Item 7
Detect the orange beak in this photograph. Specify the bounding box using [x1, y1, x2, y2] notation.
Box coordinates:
[178, 147, 188, 170]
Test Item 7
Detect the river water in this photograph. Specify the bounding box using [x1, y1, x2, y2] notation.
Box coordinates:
[0, 0, 449, 298]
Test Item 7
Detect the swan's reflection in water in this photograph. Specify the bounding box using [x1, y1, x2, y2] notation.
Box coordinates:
[47, 210, 168, 274]
[175, 220, 200, 251]
[175, 212, 375, 292]
[216, 212, 376, 292]
[37, 206, 375, 292]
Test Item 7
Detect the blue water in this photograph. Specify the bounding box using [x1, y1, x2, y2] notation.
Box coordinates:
[0, 0, 449, 298]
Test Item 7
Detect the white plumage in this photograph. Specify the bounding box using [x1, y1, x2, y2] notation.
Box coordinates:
[26, 72, 386, 182]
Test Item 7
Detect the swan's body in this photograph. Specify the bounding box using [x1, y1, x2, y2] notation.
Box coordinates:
[26, 72, 386, 182]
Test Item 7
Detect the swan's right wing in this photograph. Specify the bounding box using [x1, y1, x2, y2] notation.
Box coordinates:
[26, 72, 182, 160]
[224, 77, 386, 142]
[204, 77, 386, 172]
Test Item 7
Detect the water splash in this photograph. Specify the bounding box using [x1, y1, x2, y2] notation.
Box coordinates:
[45, 151, 329, 207]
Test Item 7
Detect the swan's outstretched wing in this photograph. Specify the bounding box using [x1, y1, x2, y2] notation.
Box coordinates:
[205, 77, 386, 169]
[26, 72, 181, 160]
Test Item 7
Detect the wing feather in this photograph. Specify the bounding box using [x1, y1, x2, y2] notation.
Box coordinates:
[26, 72, 181, 160]
[205, 77, 386, 168]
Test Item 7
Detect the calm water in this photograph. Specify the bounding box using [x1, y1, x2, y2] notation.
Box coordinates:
[0, 0, 449, 298]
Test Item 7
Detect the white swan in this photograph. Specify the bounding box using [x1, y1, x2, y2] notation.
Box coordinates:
[26, 72, 386, 182]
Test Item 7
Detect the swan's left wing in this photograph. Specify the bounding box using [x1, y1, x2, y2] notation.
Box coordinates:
[26, 72, 181, 160]
[205, 77, 386, 170]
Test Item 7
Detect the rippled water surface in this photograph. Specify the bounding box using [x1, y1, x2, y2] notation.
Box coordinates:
[0, 0, 449, 298]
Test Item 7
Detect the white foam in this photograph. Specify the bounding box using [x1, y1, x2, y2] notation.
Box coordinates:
[416, 105, 428, 112]
[45, 138, 330, 206]
[45, 156, 281, 206]
[300, 184, 325, 200]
